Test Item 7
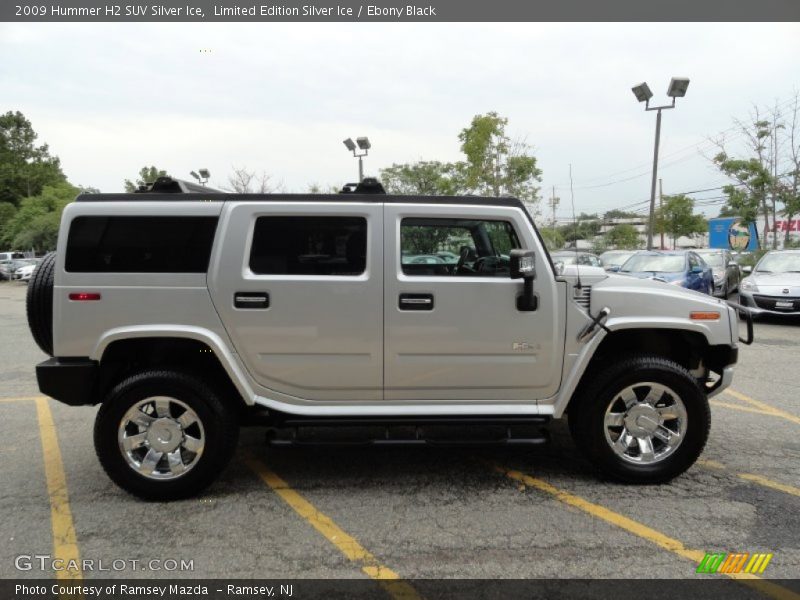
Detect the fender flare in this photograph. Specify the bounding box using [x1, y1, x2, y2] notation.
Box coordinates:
[91, 325, 256, 405]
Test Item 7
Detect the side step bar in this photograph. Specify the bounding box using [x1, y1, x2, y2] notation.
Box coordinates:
[255, 413, 551, 447]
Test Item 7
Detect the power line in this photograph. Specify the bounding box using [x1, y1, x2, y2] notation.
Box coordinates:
[549, 94, 800, 190]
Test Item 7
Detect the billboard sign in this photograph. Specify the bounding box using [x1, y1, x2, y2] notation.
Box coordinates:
[708, 218, 759, 251]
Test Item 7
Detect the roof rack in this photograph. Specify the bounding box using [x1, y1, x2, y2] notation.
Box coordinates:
[339, 177, 386, 194]
[134, 176, 225, 194]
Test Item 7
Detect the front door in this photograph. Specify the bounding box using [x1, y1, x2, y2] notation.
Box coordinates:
[383, 203, 564, 402]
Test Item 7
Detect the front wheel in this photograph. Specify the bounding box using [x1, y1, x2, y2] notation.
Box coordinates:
[94, 370, 239, 500]
[568, 356, 710, 483]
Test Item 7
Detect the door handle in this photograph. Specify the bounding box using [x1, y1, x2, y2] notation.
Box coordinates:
[399, 293, 434, 311]
[234, 292, 269, 309]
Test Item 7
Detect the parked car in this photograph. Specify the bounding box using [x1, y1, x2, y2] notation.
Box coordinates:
[694, 249, 741, 298]
[599, 250, 637, 272]
[618, 250, 714, 295]
[738, 250, 800, 317]
[0, 251, 25, 262]
[550, 251, 602, 269]
[0, 259, 29, 281]
[14, 259, 40, 282]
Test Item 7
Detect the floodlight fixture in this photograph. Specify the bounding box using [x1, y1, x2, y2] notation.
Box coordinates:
[190, 171, 200, 180]
[343, 135, 371, 182]
[667, 77, 690, 98]
[198, 168, 211, 179]
[631, 82, 653, 103]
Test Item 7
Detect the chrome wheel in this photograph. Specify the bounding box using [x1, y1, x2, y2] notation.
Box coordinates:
[603, 382, 687, 465]
[118, 397, 205, 480]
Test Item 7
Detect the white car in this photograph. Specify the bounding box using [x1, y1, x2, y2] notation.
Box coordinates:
[16, 261, 38, 282]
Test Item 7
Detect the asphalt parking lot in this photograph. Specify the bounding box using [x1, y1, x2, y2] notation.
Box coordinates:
[1, 280, 798, 592]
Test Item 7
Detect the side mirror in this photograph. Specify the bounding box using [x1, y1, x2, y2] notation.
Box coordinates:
[742, 265, 753, 274]
[607, 265, 621, 273]
[510, 249, 536, 280]
[510, 249, 537, 312]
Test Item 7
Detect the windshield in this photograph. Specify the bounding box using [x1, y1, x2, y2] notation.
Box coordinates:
[621, 254, 685, 273]
[755, 253, 800, 273]
[601, 252, 635, 267]
[696, 253, 723, 267]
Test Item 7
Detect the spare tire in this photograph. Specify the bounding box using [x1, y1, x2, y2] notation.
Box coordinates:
[26, 252, 57, 357]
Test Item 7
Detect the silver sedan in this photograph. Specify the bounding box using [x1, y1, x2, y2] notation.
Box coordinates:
[738, 250, 800, 317]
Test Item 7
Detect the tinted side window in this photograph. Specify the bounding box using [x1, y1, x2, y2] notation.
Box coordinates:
[249, 216, 367, 276]
[400, 218, 521, 277]
[66, 216, 218, 273]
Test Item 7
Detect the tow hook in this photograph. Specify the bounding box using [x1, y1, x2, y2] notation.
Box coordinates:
[577, 306, 611, 343]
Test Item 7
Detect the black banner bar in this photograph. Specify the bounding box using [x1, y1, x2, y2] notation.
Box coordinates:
[2, 0, 800, 22]
[3, 579, 800, 600]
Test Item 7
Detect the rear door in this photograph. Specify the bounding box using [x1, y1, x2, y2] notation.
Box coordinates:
[383, 203, 564, 402]
[209, 201, 383, 402]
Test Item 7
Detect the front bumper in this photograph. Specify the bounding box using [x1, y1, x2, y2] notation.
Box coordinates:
[36, 357, 98, 406]
[707, 366, 735, 398]
[739, 290, 800, 316]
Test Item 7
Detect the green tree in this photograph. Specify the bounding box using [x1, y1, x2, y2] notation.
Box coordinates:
[558, 218, 601, 243]
[0, 111, 65, 206]
[2, 182, 79, 252]
[603, 209, 639, 220]
[606, 223, 642, 249]
[655, 194, 707, 249]
[380, 161, 461, 195]
[539, 228, 564, 251]
[457, 112, 542, 212]
[0, 202, 17, 242]
[124, 166, 169, 192]
[712, 154, 771, 247]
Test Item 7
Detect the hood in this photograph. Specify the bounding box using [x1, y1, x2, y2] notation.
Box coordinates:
[746, 271, 800, 296]
[622, 270, 685, 284]
[590, 273, 734, 346]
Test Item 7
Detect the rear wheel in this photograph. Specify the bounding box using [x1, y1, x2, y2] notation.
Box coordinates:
[569, 356, 710, 483]
[94, 370, 239, 500]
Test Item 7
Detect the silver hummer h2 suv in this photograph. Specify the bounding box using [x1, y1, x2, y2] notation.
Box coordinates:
[28, 177, 750, 500]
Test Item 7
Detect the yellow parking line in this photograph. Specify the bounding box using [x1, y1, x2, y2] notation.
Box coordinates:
[491, 463, 800, 600]
[697, 459, 800, 498]
[245, 454, 421, 600]
[709, 400, 774, 417]
[35, 397, 82, 581]
[0, 395, 40, 403]
[736, 474, 800, 498]
[725, 389, 800, 426]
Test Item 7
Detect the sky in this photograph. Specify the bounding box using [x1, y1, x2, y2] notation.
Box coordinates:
[1, 22, 799, 221]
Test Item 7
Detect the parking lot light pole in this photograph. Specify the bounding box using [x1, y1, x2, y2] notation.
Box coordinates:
[343, 137, 371, 182]
[631, 77, 690, 250]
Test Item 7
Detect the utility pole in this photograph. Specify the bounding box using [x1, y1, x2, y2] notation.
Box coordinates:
[549, 186, 560, 240]
[659, 178, 664, 250]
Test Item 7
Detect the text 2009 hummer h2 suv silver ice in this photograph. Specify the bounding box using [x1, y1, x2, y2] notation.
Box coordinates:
[27, 177, 748, 500]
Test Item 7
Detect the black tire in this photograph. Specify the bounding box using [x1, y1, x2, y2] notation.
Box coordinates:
[26, 251, 57, 356]
[568, 356, 710, 484]
[94, 370, 239, 501]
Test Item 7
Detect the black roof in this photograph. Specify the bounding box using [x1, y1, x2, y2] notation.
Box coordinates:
[74, 192, 529, 212]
